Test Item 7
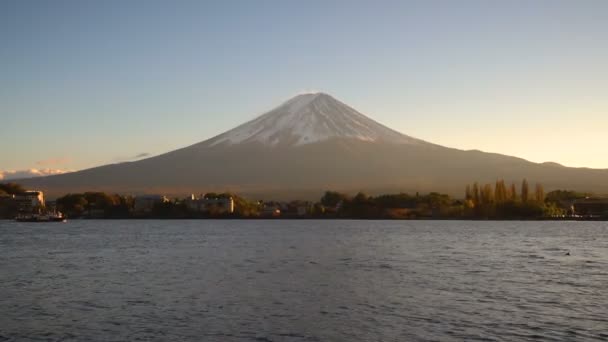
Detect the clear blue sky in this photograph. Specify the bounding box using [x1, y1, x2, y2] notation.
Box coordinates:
[1, 0, 607, 178]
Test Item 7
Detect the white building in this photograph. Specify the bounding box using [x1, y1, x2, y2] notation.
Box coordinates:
[185, 194, 234, 214]
[14, 191, 45, 213]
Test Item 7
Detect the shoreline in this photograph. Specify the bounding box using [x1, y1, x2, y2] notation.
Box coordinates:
[5, 217, 607, 222]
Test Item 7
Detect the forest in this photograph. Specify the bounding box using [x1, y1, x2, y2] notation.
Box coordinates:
[0, 180, 602, 219]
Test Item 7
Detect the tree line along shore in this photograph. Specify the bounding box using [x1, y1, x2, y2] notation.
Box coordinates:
[1, 180, 607, 220]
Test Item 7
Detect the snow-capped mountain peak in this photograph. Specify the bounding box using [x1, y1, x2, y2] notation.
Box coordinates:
[206, 93, 425, 147]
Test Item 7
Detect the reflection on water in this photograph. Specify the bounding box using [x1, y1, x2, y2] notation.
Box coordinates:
[0, 220, 606, 341]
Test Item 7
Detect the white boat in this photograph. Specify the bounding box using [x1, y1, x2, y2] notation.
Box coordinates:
[15, 211, 67, 222]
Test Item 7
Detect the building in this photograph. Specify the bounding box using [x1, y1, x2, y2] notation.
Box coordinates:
[296, 205, 309, 216]
[133, 195, 170, 214]
[261, 203, 281, 217]
[14, 191, 45, 213]
[184, 194, 235, 214]
[283, 201, 311, 217]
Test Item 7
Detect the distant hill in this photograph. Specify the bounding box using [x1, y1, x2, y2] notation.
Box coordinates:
[19, 93, 608, 199]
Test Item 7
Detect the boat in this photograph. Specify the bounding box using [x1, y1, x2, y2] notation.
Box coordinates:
[15, 211, 67, 222]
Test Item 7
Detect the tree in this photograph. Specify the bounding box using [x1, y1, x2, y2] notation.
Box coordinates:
[83, 192, 117, 211]
[232, 195, 259, 217]
[56, 194, 88, 217]
[545, 190, 590, 204]
[509, 183, 518, 201]
[341, 192, 380, 218]
[495, 179, 507, 203]
[320, 191, 348, 207]
[426, 192, 451, 209]
[480, 184, 494, 205]
[535, 183, 545, 203]
[375, 193, 415, 208]
[521, 179, 529, 203]
[0, 182, 25, 195]
[472, 182, 480, 206]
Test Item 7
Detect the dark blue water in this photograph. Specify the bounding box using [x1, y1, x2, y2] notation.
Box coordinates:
[1, 220, 607, 341]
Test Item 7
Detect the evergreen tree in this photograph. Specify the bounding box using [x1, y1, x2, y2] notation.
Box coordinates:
[320, 191, 348, 207]
[495, 179, 507, 203]
[535, 183, 545, 203]
[521, 179, 529, 203]
[472, 182, 480, 206]
[510, 183, 518, 201]
[481, 184, 494, 205]
[0, 182, 25, 195]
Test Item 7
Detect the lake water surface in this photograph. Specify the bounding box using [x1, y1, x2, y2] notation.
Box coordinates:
[1, 220, 607, 341]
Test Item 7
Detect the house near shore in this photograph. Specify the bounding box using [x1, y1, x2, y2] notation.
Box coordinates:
[283, 201, 312, 217]
[14, 191, 45, 213]
[260, 202, 281, 217]
[0, 190, 46, 217]
[184, 194, 234, 214]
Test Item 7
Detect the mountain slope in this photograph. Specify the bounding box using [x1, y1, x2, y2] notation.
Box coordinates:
[18, 93, 608, 199]
[202, 93, 426, 147]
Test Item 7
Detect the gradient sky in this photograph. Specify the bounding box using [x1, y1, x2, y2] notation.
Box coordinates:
[1, 0, 607, 177]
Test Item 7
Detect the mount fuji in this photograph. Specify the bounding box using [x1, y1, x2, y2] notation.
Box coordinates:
[19, 93, 608, 199]
[203, 93, 425, 147]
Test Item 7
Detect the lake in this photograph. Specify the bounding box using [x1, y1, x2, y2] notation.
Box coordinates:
[0, 220, 606, 341]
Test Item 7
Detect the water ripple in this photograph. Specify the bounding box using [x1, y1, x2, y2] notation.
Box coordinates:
[0, 220, 606, 341]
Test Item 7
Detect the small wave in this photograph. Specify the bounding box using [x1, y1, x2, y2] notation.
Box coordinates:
[254, 337, 273, 342]
[527, 254, 545, 259]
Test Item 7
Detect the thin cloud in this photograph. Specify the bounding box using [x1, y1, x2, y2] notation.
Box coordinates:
[0, 168, 73, 181]
[113, 152, 151, 163]
[295, 89, 323, 96]
[36, 157, 71, 166]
